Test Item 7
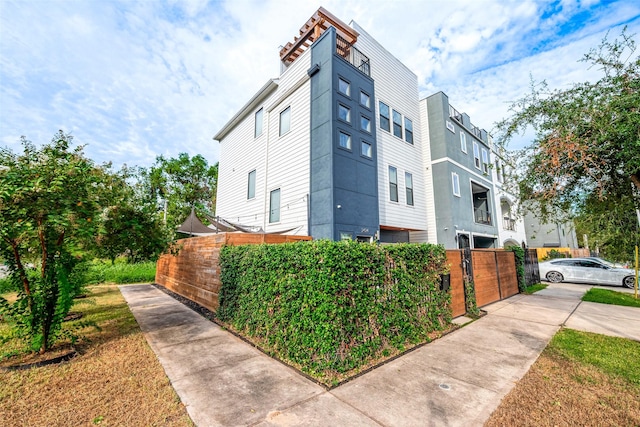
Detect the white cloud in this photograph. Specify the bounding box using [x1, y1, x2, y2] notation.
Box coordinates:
[1, 0, 638, 167]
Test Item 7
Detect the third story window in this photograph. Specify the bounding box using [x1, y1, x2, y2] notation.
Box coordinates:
[339, 131, 351, 150]
[360, 91, 370, 108]
[360, 116, 371, 132]
[255, 108, 263, 138]
[482, 149, 489, 174]
[338, 104, 351, 123]
[404, 117, 413, 144]
[279, 106, 291, 136]
[247, 170, 256, 199]
[389, 166, 398, 202]
[392, 110, 402, 138]
[338, 77, 350, 96]
[405, 172, 414, 206]
[460, 132, 467, 153]
[473, 141, 481, 169]
[379, 101, 390, 132]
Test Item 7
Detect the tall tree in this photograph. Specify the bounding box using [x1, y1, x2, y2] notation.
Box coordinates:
[496, 29, 640, 258]
[0, 132, 105, 353]
[148, 153, 218, 228]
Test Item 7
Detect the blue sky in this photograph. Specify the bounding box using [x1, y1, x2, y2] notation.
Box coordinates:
[1, 0, 638, 168]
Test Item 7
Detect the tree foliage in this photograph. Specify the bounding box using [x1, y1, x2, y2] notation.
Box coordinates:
[0, 132, 105, 353]
[496, 28, 640, 259]
[148, 153, 218, 228]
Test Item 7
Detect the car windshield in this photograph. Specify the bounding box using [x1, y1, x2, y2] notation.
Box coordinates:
[589, 257, 615, 268]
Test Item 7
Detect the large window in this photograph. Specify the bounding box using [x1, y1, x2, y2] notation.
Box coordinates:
[279, 106, 290, 136]
[392, 110, 402, 138]
[361, 141, 372, 158]
[254, 108, 263, 138]
[338, 77, 350, 96]
[460, 132, 467, 153]
[360, 116, 371, 132]
[452, 172, 460, 197]
[379, 101, 390, 132]
[389, 166, 398, 202]
[338, 104, 351, 123]
[473, 141, 481, 169]
[481, 149, 489, 174]
[405, 172, 414, 206]
[404, 117, 413, 144]
[247, 170, 256, 199]
[339, 131, 351, 150]
[269, 188, 280, 223]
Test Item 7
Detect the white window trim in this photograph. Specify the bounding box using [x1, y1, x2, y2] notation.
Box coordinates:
[247, 169, 256, 200]
[452, 172, 461, 197]
[473, 141, 481, 169]
[460, 132, 467, 153]
[481, 149, 489, 174]
[279, 106, 291, 137]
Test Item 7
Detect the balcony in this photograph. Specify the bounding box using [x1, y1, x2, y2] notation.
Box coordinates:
[503, 217, 517, 231]
[472, 182, 492, 226]
[448, 105, 463, 123]
[336, 34, 370, 77]
[475, 209, 492, 225]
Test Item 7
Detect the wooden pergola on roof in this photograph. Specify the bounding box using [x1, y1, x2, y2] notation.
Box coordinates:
[279, 7, 359, 66]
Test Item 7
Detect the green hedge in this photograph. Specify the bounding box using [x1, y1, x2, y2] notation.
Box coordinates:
[218, 240, 450, 377]
[507, 246, 526, 292]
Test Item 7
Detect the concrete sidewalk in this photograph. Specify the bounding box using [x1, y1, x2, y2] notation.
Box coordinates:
[120, 282, 640, 427]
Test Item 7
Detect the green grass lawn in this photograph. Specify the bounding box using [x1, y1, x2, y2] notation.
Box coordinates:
[582, 288, 640, 308]
[523, 283, 548, 294]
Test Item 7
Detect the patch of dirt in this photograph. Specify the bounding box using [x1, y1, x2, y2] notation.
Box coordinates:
[486, 351, 640, 426]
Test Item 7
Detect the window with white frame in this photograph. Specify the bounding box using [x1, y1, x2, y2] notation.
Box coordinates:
[460, 132, 467, 153]
[405, 172, 414, 206]
[473, 141, 481, 169]
[452, 172, 461, 197]
[269, 188, 280, 223]
[338, 104, 351, 123]
[247, 170, 256, 199]
[496, 160, 503, 183]
[389, 166, 398, 202]
[361, 141, 372, 158]
[255, 108, 263, 138]
[360, 116, 371, 132]
[482, 149, 489, 173]
[404, 117, 413, 144]
[360, 91, 370, 108]
[339, 131, 351, 150]
[279, 107, 290, 136]
[392, 110, 402, 138]
[338, 77, 350, 96]
[379, 101, 390, 132]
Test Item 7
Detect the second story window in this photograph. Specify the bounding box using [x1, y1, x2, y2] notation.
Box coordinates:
[392, 110, 402, 138]
[405, 172, 414, 206]
[389, 166, 398, 202]
[279, 106, 291, 136]
[255, 108, 263, 138]
[379, 101, 390, 132]
[404, 117, 413, 144]
[339, 131, 351, 150]
[452, 172, 460, 197]
[269, 188, 281, 223]
[247, 170, 256, 199]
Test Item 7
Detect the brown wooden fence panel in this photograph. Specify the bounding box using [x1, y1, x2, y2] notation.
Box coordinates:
[471, 250, 501, 307]
[446, 250, 466, 317]
[496, 251, 518, 298]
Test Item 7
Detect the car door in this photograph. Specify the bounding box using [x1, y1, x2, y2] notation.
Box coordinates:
[552, 259, 581, 282]
[575, 260, 613, 285]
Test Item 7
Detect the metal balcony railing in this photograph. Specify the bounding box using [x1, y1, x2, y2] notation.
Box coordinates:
[503, 217, 516, 231]
[449, 105, 463, 123]
[474, 208, 492, 225]
[336, 34, 370, 77]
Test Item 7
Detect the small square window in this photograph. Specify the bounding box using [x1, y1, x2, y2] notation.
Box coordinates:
[361, 141, 372, 158]
[339, 131, 351, 150]
[279, 106, 291, 136]
[338, 78, 350, 96]
[338, 104, 351, 123]
[360, 91, 370, 108]
[360, 116, 371, 132]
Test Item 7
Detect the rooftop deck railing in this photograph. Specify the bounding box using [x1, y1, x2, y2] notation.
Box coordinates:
[336, 34, 370, 77]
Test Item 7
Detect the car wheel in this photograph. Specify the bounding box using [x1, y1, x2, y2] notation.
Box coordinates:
[623, 276, 636, 289]
[546, 271, 564, 283]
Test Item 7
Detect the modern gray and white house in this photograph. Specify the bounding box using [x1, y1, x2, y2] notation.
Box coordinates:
[214, 7, 528, 249]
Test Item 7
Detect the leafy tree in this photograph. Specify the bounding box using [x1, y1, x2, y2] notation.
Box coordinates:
[0, 132, 105, 353]
[148, 153, 218, 228]
[496, 29, 640, 259]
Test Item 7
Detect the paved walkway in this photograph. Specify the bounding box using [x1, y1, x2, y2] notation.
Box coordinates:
[120, 282, 640, 427]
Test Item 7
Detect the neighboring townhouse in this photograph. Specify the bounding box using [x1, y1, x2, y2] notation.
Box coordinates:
[214, 8, 520, 249]
[523, 205, 579, 249]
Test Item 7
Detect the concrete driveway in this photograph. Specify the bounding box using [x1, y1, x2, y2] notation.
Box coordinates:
[120, 282, 640, 427]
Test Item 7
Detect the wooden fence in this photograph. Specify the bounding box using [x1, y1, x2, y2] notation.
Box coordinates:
[155, 233, 311, 311]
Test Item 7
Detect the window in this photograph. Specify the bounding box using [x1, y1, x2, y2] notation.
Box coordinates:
[460, 132, 467, 153]
[340, 232, 352, 241]
[473, 141, 481, 169]
[360, 116, 371, 132]
[392, 110, 402, 138]
[254, 108, 263, 138]
[389, 166, 398, 202]
[405, 172, 414, 206]
[446, 120, 455, 133]
[404, 118, 413, 144]
[360, 91, 370, 108]
[496, 160, 503, 183]
[452, 172, 460, 197]
[361, 141, 372, 158]
[482, 149, 489, 173]
[338, 104, 351, 123]
[279, 107, 290, 136]
[269, 188, 280, 223]
[379, 101, 390, 132]
[338, 78, 350, 96]
[247, 170, 256, 199]
[339, 131, 351, 150]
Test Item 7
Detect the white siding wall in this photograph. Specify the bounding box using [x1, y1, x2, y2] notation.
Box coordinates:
[216, 50, 312, 235]
[419, 98, 438, 243]
[352, 22, 427, 233]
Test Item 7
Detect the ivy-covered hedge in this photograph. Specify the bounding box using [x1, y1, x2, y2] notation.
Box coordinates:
[507, 246, 526, 291]
[218, 240, 450, 378]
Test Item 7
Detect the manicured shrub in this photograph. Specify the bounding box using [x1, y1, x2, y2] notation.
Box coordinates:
[219, 240, 450, 377]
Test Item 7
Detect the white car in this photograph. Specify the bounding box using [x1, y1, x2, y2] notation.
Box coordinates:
[539, 258, 636, 288]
